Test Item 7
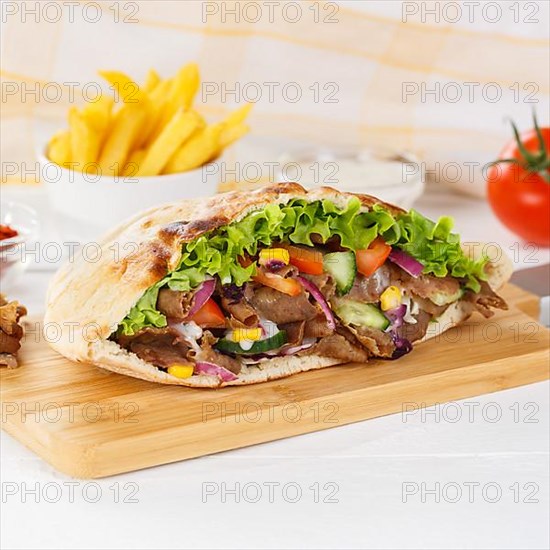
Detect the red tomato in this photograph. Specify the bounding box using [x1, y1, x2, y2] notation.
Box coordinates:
[188, 298, 226, 328]
[253, 269, 303, 296]
[285, 244, 324, 275]
[356, 237, 391, 277]
[487, 118, 550, 246]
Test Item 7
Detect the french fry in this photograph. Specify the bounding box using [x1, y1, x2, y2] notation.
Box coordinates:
[208, 123, 249, 163]
[149, 77, 173, 104]
[177, 62, 200, 111]
[136, 78, 173, 149]
[219, 123, 249, 150]
[98, 104, 147, 176]
[223, 103, 253, 126]
[144, 69, 161, 93]
[68, 107, 100, 171]
[82, 94, 113, 147]
[47, 130, 71, 166]
[147, 63, 200, 145]
[207, 103, 252, 159]
[122, 149, 146, 177]
[163, 123, 224, 174]
[184, 109, 207, 134]
[131, 96, 154, 152]
[98, 70, 144, 103]
[136, 109, 201, 176]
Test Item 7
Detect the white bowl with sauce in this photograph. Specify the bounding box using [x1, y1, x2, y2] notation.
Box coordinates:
[276, 149, 424, 209]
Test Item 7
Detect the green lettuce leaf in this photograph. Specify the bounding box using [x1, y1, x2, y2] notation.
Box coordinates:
[118, 197, 487, 335]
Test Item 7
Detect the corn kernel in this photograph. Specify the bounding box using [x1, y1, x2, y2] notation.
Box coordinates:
[231, 327, 262, 342]
[258, 248, 290, 267]
[167, 364, 194, 379]
[380, 286, 402, 311]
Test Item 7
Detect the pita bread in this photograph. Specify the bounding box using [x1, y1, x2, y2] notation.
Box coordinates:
[45, 183, 512, 388]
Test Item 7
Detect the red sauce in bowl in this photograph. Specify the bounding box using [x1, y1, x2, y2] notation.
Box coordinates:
[0, 224, 18, 241]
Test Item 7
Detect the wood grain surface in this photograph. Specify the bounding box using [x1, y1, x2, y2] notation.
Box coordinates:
[1, 284, 548, 478]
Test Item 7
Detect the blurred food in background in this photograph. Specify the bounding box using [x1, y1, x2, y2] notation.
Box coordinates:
[0, 202, 40, 291]
[0, 224, 19, 241]
[487, 114, 550, 246]
[218, 148, 424, 210]
[0, 294, 27, 369]
[45, 63, 252, 177]
[277, 149, 424, 209]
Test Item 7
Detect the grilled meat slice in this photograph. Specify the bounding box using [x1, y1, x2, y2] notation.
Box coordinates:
[0, 353, 18, 368]
[157, 289, 195, 320]
[465, 281, 508, 318]
[395, 310, 432, 343]
[0, 298, 27, 336]
[220, 296, 259, 327]
[0, 330, 24, 355]
[118, 326, 192, 368]
[305, 313, 335, 339]
[0, 295, 27, 368]
[301, 333, 369, 363]
[301, 272, 336, 301]
[249, 286, 318, 324]
[281, 312, 334, 348]
[197, 331, 242, 374]
[347, 265, 392, 303]
[412, 296, 449, 317]
[346, 325, 396, 358]
[281, 321, 305, 346]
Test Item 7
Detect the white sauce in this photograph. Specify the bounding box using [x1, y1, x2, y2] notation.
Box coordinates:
[180, 321, 203, 340]
[259, 317, 280, 339]
[223, 318, 281, 351]
[402, 294, 419, 324]
[277, 152, 419, 192]
[171, 321, 203, 352]
[238, 340, 255, 351]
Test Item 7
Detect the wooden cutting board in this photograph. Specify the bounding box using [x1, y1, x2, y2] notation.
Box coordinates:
[1, 284, 548, 478]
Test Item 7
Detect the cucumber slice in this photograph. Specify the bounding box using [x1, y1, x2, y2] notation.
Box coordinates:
[215, 331, 288, 355]
[429, 288, 464, 306]
[333, 299, 390, 331]
[323, 251, 357, 295]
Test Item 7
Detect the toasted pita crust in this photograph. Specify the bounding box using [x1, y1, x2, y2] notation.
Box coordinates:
[45, 183, 512, 388]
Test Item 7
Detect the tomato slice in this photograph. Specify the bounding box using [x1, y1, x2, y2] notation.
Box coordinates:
[284, 244, 324, 275]
[238, 255, 253, 268]
[356, 237, 391, 277]
[253, 269, 303, 296]
[188, 298, 226, 328]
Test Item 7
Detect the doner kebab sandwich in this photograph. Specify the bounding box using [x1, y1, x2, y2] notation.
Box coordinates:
[45, 183, 512, 387]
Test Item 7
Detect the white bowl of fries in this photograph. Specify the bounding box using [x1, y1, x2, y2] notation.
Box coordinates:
[40, 63, 251, 240]
[39, 153, 219, 238]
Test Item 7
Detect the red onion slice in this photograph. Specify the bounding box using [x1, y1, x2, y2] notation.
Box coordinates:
[385, 304, 406, 330]
[184, 278, 215, 319]
[194, 361, 238, 382]
[280, 338, 317, 356]
[388, 248, 424, 278]
[390, 334, 413, 359]
[296, 276, 336, 330]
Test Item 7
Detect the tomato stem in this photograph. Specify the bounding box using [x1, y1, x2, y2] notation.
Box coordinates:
[492, 112, 549, 184]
